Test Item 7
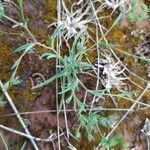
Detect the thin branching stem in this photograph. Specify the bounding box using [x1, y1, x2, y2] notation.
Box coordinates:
[36, 42, 62, 59]
[4, 15, 36, 42]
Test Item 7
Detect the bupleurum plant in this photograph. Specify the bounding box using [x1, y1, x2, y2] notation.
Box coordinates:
[0, 0, 150, 149]
[49, 0, 92, 40]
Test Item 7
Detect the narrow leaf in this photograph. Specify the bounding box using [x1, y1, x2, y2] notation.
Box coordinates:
[80, 62, 93, 70]
[41, 53, 60, 60]
[4, 81, 10, 91]
[121, 51, 131, 56]
[49, 26, 61, 49]
[112, 13, 123, 28]
[90, 89, 106, 97]
[32, 70, 66, 89]
[17, 0, 25, 22]
[17, 0, 23, 11]
[117, 91, 133, 98]
[0, 1, 5, 18]
[66, 94, 73, 104]
[14, 43, 35, 52]
[143, 58, 150, 63]
[0, 95, 6, 107]
[12, 76, 22, 85]
[59, 79, 78, 94]
[11, 58, 21, 69]
[98, 41, 116, 49]
[107, 134, 122, 147]
[20, 141, 27, 150]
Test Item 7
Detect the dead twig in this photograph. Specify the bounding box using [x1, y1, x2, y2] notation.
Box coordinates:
[0, 80, 39, 150]
[0, 124, 61, 142]
[106, 83, 150, 138]
[0, 131, 8, 150]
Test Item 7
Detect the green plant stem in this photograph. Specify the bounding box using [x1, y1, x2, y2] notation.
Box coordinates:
[36, 42, 62, 59]
[10, 49, 27, 81]
[4, 14, 62, 57]
[4, 15, 36, 42]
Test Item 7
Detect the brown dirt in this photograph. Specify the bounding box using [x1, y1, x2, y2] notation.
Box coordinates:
[0, 0, 150, 150]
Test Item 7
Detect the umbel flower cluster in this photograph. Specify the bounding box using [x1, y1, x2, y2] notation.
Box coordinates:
[95, 54, 126, 91]
[92, 0, 130, 15]
[57, 0, 91, 39]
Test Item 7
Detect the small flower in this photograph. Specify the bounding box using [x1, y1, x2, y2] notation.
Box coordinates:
[95, 54, 126, 91]
[141, 118, 150, 149]
[57, 1, 91, 39]
[141, 118, 150, 138]
[96, 0, 130, 15]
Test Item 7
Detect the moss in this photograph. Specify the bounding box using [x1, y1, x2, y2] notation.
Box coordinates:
[42, 0, 57, 22]
[22, 88, 36, 102]
[0, 42, 14, 81]
[0, 0, 149, 149]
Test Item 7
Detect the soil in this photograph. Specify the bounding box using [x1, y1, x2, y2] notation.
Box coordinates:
[0, 0, 150, 150]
